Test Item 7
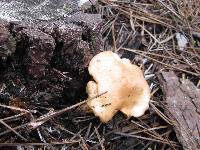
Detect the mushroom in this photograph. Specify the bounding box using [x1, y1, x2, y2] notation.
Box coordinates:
[86, 51, 150, 123]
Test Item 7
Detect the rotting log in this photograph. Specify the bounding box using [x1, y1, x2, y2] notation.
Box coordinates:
[0, 0, 102, 78]
[0, 0, 102, 104]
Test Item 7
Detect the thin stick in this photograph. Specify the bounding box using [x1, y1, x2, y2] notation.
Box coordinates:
[0, 103, 33, 113]
[0, 122, 29, 137]
[0, 140, 80, 146]
[79, 135, 89, 150]
[28, 92, 108, 129]
[112, 21, 117, 52]
[115, 132, 179, 147]
[0, 119, 27, 141]
[2, 113, 26, 121]
[122, 48, 200, 76]
[150, 103, 173, 125]
[94, 126, 105, 150]
[0, 92, 107, 137]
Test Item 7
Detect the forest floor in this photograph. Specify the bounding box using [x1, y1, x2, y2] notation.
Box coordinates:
[0, 0, 200, 150]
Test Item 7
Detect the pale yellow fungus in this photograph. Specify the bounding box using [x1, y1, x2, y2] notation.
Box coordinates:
[86, 51, 150, 123]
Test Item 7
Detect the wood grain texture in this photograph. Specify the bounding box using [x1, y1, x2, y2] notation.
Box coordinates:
[159, 71, 200, 150]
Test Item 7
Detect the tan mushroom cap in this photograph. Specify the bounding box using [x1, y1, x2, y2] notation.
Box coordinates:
[86, 51, 150, 123]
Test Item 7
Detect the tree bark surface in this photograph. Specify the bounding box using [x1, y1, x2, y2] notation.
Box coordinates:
[159, 71, 200, 150]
